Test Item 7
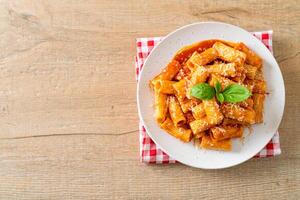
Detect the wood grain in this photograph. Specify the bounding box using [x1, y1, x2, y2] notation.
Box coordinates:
[0, 0, 299, 199]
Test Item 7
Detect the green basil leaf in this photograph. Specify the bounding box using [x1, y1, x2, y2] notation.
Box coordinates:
[190, 83, 215, 100]
[215, 81, 222, 93]
[223, 84, 252, 103]
[216, 93, 224, 103]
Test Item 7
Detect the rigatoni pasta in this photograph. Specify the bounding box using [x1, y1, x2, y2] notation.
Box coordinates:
[154, 91, 168, 123]
[200, 134, 231, 151]
[186, 48, 218, 69]
[189, 117, 211, 134]
[150, 39, 266, 151]
[234, 42, 262, 68]
[202, 98, 224, 125]
[213, 42, 246, 64]
[207, 63, 237, 77]
[160, 118, 192, 142]
[221, 103, 256, 124]
[168, 96, 186, 126]
[252, 93, 265, 123]
[210, 125, 243, 141]
[153, 80, 176, 94]
[191, 103, 206, 119]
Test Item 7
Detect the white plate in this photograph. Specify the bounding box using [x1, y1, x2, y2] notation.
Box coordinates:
[137, 22, 285, 169]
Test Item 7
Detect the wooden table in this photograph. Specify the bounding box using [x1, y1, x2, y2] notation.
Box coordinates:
[0, 0, 299, 199]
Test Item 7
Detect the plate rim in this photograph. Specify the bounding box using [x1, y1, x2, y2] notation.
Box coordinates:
[137, 21, 285, 169]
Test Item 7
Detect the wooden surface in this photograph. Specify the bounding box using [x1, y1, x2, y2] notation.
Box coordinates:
[0, 0, 299, 199]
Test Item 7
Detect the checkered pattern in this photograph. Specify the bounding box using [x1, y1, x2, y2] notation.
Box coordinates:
[135, 30, 281, 163]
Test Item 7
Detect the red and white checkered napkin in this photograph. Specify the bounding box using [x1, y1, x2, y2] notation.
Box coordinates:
[135, 30, 281, 164]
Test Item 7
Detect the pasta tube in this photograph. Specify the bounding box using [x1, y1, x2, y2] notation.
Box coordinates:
[191, 103, 206, 120]
[186, 48, 218, 70]
[153, 80, 176, 94]
[169, 96, 186, 126]
[154, 91, 168, 123]
[189, 117, 211, 135]
[173, 79, 187, 100]
[252, 93, 265, 123]
[208, 63, 237, 77]
[160, 118, 192, 142]
[221, 103, 256, 124]
[234, 42, 262, 68]
[213, 42, 246, 64]
[244, 64, 258, 80]
[210, 125, 243, 141]
[202, 98, 224, 125]
[200, 134, 231, 151]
